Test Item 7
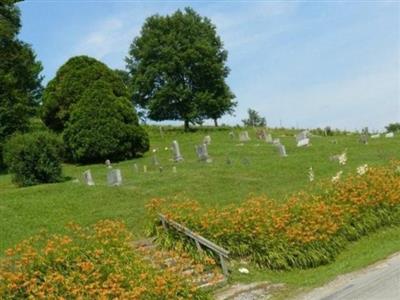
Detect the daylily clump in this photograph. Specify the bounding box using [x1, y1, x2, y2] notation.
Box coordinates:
[0, 220, 209, 299]
[149, 162, 400, 270]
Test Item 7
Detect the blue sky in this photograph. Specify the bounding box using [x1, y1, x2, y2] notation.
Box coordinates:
[18, 0, 400, 131]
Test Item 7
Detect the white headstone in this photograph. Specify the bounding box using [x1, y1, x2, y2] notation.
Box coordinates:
[239, 131, 251, 142]
[297, 138, 310, 147]
[203, 135, 211, 145]
[172, 166, 177, 173]
[296, 131, 309, 142]
[143, 165, 147, 173]
[107, 169, 122, 186]
[172, 140, 184, 162]
[83, 170, 95, 186]
[371, 134, 380, 139]
[151, 154, 160, 166]
[385, 132, 394, 138]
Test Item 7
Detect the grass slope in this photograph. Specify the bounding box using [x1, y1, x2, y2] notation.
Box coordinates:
[1, 127, 399, 255]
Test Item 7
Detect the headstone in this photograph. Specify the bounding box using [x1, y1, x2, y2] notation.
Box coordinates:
[239, 131, 251, 142]
[172, 166, 177, 173]
[143, 165, 147, 173]
[83, 170, 95, 186]
[277, 144, 287, 157]
[203, 135, 211, 145]
[196, 144, 212, 163]
[151, 154, 160, 166]
[107, 169, 122, 186]
[105, 159, 112, 168]
[297, 138, 310, 147]
[172, 140, 184, 162]
[272, 138, 280, 145]
[296, 131, 309, 143]
[265, 134, 273, 143]
[159, 126, 164, 138]
[371, 134, 380, 139]
[133, 163, 139, 173]
[385, 132, 394, 138]
[229, 131, 235, 139]
[359, 134, 368, 144]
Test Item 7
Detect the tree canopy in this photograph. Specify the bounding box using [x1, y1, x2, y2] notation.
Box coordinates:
[0, 0, 43, 167]
[42, 56, 128, 132]
[126, 7, 236, 130]
[242, 109, 266, 127]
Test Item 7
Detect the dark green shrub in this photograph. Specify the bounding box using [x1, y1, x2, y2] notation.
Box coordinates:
[41, 56, 127, 132]
[3, 131, 63, 187]
[63, 81, 149, 163]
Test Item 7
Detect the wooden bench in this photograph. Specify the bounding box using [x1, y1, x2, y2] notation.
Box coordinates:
[158, 213, 230, 276]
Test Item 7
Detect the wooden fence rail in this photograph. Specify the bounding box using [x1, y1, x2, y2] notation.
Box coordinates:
[158, 213, 230, 276]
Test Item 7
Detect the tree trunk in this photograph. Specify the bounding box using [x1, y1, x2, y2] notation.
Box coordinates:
[184, 119, 190, 131]
[214, 118, 218, 127]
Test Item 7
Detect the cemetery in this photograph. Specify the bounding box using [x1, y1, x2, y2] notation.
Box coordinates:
[1, 126, 399, 299]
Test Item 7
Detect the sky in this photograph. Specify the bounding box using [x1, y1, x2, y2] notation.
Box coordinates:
[18, 0, 400, 131]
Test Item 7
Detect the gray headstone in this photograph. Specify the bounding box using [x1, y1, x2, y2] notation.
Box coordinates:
[239, 131, 251, 142]
[133, 163, 139, 173]
[159, 126, 164, 138]
[196, 143, 212, 163]
[107, 169, 122, 186]
[277, 144, 288, 157]
[359, 134, 368, 144]
[105, 159, 112, 168]
[172, 140, 184, 162]
[83, 170, 95, 186]
[151, 154, 160, 166]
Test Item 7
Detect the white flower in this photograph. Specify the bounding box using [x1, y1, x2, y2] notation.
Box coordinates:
[238, 267, 249, 274]
[308, 167, 314, 182]
[338, 152, 347, 165]
[331, 171, 343, 183]
[357, 164, 368, 176]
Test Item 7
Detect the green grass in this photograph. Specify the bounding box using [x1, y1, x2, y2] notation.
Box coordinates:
[1, 126, 399, 291]
[229, 225, 400, 299]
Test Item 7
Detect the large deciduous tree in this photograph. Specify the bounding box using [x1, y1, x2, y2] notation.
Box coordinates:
[126, 7, 236, 130]
[0, 0, 43, 167]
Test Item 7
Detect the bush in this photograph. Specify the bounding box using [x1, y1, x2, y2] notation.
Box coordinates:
[63, 81, 149, 163]
[3, 131, 63, 187]
[0, 220, 210, 299]
[41, 56, 128, 132]
[149, 163, 400, 270]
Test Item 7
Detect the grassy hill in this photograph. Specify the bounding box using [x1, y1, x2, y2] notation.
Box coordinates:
[1, 127, 399, 254]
